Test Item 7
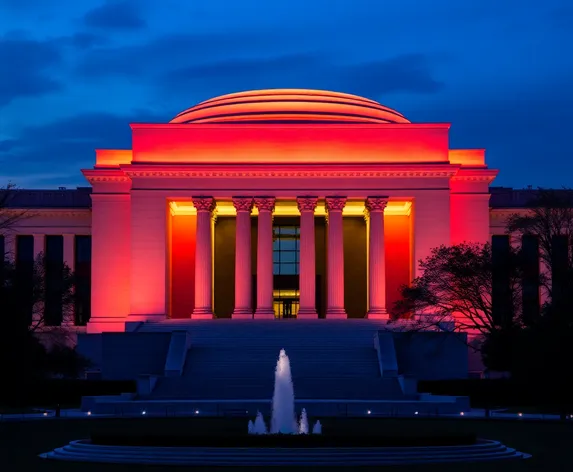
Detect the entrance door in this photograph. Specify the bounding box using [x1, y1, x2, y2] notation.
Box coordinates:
[273, 224, 300, 318]
[273, 289, 300, 318]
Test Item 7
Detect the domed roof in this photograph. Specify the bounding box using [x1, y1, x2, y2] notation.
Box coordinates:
[169, 89, 410, 125]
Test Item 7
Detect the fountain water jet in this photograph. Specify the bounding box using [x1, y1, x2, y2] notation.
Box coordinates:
[299, 408, 309, 434]
[312, 420, 322, 434]
[252, 411, 268, 435]
[248, 349, 320, 435]
[270, 349, 297, 434]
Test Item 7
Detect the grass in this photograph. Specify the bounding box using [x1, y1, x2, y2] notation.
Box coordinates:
[1, 416, 572, 471]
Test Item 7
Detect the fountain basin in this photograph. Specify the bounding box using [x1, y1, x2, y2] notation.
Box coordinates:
[90, 431, 477, 448]
[40, 438, 530, 465]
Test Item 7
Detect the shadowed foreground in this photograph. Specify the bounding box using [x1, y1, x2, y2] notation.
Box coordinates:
[2, 416, 570, 471]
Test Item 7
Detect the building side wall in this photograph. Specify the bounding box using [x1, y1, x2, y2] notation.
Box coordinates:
[450, 180, 491, 244]
[413, 188, 451, 277]
[129, 192, 168, 318]
[89, 194, 131, 332]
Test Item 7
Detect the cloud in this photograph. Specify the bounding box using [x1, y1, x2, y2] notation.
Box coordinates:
[83, 0, 147, 30]
[73, 32, 311, 79]
[159, 53, 444, 102]
[69, 32, 108, 50]
[0, 37, 63, 106]
[340, 55, 444, 96]
[0, 109, 164, 187]
[0, 140, 18, 152]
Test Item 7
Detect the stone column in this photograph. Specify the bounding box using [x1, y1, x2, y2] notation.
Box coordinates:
[232, 197, 254, 318]
[63, 234, 76, 326]
[63, 234, 75, 272]
[254, 197, 276, 318]
[33, 234, 44, 260]
[297, 196, 318, 318]
[325, 197, 347, 318]
[192, 197, 215, 319]
[32, 234, 44, 326]
[366, 197, 389, 319]
[3, 233, 16, 262]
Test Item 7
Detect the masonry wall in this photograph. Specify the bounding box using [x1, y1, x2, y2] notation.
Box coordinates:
[344, 217, 368, 318]
[214, 216, 236, 318]
[170, 214, 196, 318]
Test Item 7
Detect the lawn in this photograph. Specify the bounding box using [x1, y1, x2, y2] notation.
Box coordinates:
[1, 416, 572, 471]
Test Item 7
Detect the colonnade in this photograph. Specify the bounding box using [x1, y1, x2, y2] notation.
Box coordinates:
[191, 196, 389, 319]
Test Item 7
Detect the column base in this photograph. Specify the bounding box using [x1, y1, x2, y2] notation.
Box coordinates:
[232, 310, 253, 319]
[297, 308, 318, 319]
[326, 309, 347, 319]
[191, 309, 213, 320]
[254, 309, 275, 319]
[367, 309, 389, 320]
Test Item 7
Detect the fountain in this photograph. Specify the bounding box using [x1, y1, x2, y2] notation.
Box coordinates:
[249, 349, 321, 435]
[40, 350, 530, 465]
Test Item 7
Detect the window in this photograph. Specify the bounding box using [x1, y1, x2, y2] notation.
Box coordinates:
[273, 226, 300, 275]
[75, 236, 92, 325]
[45, 235, 64, 326]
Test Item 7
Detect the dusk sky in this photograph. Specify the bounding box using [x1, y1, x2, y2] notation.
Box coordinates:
[1, 0, 572, 188]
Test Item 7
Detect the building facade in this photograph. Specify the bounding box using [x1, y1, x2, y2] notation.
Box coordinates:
[2, 89, 530, 334]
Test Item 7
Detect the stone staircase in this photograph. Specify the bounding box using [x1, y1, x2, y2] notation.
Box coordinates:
[137, 319, 407, 400]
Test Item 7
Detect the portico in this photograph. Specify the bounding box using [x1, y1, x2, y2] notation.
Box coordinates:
[174, 195, 394, 320]
[82, 89, 497, 333]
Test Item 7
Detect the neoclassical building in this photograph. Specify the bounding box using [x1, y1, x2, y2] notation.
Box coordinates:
[2, 89, 506, 333]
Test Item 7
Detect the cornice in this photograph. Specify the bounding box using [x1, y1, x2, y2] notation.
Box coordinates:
[84, 175, 131, 183]
[451, 175, 497, 182]
[122, 169, 459, 178]
[82, 168, 131, 184]
[490, 208, 532, 218]
[2, 208, 91, 217]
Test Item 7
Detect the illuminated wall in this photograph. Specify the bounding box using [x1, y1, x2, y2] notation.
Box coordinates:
[170, 214, 196, 318]
[385, 214, 411, 313]
[80, 89, 498, 332]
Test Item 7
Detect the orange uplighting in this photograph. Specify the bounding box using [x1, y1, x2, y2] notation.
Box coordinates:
[131, 124, 450, 164]
[170, 214, 196, 318]
[171, 89, 410, 124]
[83, 88, 497, 333]
[449, 149, 486, 167]
[385, 214, 412, 313]
[95, 149, 132, 167]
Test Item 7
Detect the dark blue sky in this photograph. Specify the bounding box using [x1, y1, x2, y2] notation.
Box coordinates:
[1, 0, 572, 188]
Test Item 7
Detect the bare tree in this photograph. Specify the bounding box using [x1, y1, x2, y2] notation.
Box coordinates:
[506, 188, 573, 296]
[0, 182, 29, 236]
[392, 243, 524, 337]
[3, 254, 76, 344]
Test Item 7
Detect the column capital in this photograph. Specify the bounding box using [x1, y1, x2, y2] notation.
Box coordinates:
[192, 196, 215, 212]
[365, 197, 389, 212]
[232, 197, 254, 213]
[297, 196, 319, 213]
[254, 197, 276, 212]
[325, 196, 347, 213]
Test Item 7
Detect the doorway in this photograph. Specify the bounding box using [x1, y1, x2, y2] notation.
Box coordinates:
[273, 223, 300, 318]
